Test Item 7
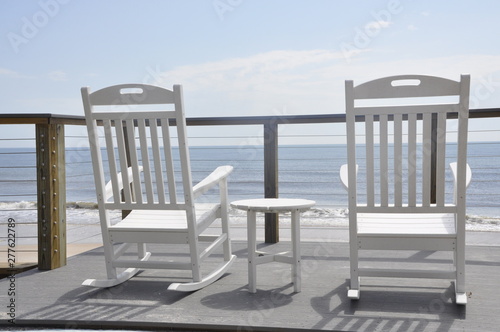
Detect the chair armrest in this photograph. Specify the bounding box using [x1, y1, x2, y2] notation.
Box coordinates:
[193, 165, 233, 199]
[340, 164, 358, 191]
[449, 162, 472, 188]
[104, 166, 143, 201]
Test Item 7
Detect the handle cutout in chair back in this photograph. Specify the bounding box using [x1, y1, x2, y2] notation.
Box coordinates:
[391, 79, 421, 87]
[120, 87, 144, 95]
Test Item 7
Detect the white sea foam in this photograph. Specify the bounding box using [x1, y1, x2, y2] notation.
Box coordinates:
[466, 215, 500, 232]
[1, 201, 499, 231]
[0, 200, 37, 210]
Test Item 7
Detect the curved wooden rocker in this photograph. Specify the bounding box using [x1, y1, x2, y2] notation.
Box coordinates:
[81, 84, 236, 291]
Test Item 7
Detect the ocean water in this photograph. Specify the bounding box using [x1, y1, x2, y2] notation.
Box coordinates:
[1, 144, 499, 231]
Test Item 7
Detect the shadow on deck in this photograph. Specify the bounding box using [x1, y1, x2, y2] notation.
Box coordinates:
[0, 236, 499, 332]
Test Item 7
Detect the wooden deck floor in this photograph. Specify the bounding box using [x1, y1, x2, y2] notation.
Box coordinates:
[0, 229, 499, 332]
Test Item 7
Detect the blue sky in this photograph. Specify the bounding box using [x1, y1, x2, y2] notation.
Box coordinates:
[2, 0, 500, 144]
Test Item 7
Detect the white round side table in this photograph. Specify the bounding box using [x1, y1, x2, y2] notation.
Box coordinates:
[230, 198, 316, 293]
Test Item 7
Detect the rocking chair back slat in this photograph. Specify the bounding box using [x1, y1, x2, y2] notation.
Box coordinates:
[393, 113, 403, 207]
[137, 119, 154, 204]
[379, 114, 389, 207]
[407, 113, 417, 207]
[422, 113, 432, 207]
[115, 121, 134, 204]
[149, 119, 166, 205]
[161, 118, 178, 205]
[365, 115, 375, 207]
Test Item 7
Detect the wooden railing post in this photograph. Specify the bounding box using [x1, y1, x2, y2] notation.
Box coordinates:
[36, 123, 66, 270]
[263, 121, 279, 243]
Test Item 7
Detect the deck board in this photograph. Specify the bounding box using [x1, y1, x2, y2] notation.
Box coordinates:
[0, 232, 499, 331]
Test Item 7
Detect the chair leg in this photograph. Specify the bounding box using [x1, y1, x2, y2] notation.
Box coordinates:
[348, 278, 361, 300]
[138, 242, 147, 259]
[220, 181, 233, 262]
[188, 237, 202, 283]
[103, 240, 118, 280]
[222, 231, 232, 262]
[455, 246, 467, 305]
[191, 254, 202, 283]
[348, 237, 360, 299]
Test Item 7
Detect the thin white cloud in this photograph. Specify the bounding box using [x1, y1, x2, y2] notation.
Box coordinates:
[48, 70, 68, 81]
[0, 68, 19, 77]
[146, 51, 500, 117]
[0, 68, 32, 79]
[147, 50, 350, 117]
[17, 97, 80, 114]
[155, 50, 345, 91]
[322, 54, 500, 83]
[408, 24, 418, 31]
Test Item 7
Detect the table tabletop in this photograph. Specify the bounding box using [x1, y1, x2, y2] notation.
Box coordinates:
[230, 198, 316, 212]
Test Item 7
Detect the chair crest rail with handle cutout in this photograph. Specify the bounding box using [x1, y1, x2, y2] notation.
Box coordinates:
[340, 74, 471, 304]
[81, 83, 236, 291]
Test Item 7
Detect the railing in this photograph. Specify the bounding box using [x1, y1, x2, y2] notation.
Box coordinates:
[1, 109, 499, 271]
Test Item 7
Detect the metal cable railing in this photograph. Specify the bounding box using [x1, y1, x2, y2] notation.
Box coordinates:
[0, 132, 38, 266]
[1, 110, 499, 270]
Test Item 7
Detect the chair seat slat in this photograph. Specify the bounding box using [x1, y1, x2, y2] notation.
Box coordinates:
[358, 212, 456, 235]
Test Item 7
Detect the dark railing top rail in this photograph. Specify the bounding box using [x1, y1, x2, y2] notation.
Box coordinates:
[0, 113, 345, 126]
[2, 108, 499, 126]
[0, 113, 87, 125]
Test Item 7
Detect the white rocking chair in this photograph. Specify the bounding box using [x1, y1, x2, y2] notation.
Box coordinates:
[341, 74, 471, 304]
[81, 83, 236, 291]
